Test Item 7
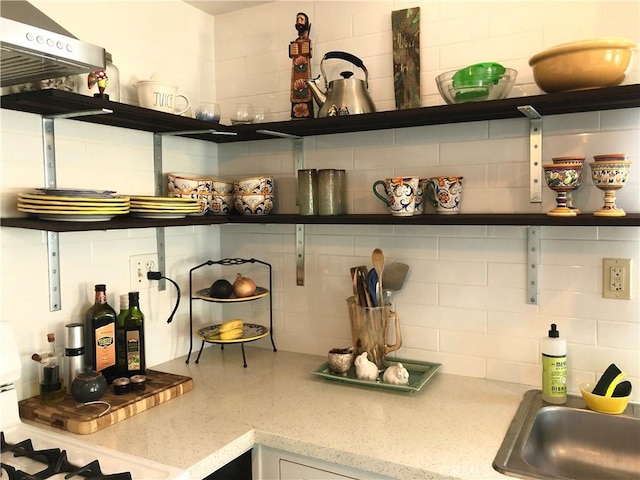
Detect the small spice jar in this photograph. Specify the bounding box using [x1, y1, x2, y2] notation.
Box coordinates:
[130, 374, 146, 392]
[113, 377, 130, 395]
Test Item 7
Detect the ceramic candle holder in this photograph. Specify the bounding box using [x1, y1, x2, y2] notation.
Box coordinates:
[589, 158, 632, 217]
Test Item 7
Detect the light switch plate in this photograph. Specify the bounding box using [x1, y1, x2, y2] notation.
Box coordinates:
[602, 258, 631, 300]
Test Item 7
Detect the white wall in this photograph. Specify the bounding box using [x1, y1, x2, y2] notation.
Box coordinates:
[213, 1, 640, 399]
[0, 1, 638, 403]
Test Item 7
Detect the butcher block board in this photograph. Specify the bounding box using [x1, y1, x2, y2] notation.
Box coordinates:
[19, 370, 193, 435]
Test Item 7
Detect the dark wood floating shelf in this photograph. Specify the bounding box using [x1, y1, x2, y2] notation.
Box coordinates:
[2, 213, 638, 232]
[2, 85, 639, 143]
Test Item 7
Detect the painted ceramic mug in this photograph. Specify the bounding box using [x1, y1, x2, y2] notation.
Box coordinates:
[372, 177, 419, 216]
[414, 179, 430, 214]
[424, 176, 464, 214]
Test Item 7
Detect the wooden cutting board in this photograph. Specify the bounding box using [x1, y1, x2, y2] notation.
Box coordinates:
[19, 369, 193, 435]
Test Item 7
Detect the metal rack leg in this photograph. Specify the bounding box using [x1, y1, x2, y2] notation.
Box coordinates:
[195, 340, 206, 364]
[270, 332, 277, 352]
[240, 344, 247, 368]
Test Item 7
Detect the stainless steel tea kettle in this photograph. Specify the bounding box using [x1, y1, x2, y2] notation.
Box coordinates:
[306, 51, 376, 117]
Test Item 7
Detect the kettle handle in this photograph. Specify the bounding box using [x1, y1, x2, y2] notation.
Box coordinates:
[320, 51, 369, 89]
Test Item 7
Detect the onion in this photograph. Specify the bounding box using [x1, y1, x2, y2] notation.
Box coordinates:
[233, 273, 256, 297]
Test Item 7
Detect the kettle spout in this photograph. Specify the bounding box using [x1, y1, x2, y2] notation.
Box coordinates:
[305, 77, 326, 108]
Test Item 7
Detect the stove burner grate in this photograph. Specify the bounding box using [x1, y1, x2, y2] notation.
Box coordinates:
[1, 432, 132, 480]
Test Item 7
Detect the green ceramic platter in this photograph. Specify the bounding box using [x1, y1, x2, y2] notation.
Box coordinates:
[312, 357, 442, 393]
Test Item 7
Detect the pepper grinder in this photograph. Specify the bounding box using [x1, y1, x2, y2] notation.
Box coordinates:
[64, 323, 85, 395]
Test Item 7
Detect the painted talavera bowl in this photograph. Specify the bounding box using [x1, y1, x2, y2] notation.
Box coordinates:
[589, 159, 632, 216]
[234, 194, 274, 215]
[233, 176, 274, 195]
[209, 194, 234, 215]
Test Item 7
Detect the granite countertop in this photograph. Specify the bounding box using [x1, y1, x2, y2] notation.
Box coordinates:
[45, 347, 532, 479]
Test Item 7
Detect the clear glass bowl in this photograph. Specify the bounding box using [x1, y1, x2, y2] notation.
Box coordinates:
[436, 68, 518, 104]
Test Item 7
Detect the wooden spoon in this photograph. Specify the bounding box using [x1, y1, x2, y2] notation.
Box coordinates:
[372, 248, 385, 306]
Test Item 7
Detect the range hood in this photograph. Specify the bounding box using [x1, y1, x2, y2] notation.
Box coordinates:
[0, 1, 105, 87]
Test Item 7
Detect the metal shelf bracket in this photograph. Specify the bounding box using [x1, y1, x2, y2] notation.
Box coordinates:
[257, 132, 307, 286]
[518, 105, 543, 203]
[293, 137, 305, 286]
[42, 109, 112, 311]
[527, 226, 540, 305]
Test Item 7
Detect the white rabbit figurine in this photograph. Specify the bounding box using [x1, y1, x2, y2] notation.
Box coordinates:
[383, 363, 410, 385]
[354, 352, 379, 381]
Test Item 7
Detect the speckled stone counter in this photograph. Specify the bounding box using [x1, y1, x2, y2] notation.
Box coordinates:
[26, 347, 532, 479]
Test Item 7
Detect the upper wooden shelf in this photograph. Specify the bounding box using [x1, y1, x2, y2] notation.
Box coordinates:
[2, 213, 638, 232]
[1, 85, 639, 143]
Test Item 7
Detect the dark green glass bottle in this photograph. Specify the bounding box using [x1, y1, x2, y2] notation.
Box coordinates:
[116, 293, 129, 376]
[84, 284, 117, 383]
[124, 291, 146, 376]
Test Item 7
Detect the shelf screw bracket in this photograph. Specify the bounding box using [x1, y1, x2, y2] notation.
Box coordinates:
[527, 226, 539, 305]
[40, 109, 113, 311]
[518, 105, 543, 203]
[293, 137, 306, 286]
[296, 224, 305, 286]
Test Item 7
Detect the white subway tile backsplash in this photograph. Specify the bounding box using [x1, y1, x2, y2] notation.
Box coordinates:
[440, 330, 538, 363]
[2, 1, 638, 397]
[486, 359, 539, 387]
[598, 321, 640, 350]
[400, 303, 487, 333]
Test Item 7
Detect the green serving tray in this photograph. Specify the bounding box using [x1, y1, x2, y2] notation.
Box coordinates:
[312, 357, 442, 393]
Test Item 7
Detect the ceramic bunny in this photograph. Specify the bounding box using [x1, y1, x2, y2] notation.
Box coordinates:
[383, 363, 409, 385]
[354, 352, 379, 381]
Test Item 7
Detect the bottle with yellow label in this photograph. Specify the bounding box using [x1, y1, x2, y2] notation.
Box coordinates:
[85, 284, 117, 383]
[542, 323, 567, 404]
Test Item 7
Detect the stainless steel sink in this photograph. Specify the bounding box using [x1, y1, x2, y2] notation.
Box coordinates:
[493, 389, 640, 480]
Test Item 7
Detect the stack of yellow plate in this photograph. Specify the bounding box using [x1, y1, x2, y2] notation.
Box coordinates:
[129, 196, 201, 219]
[18, 190, 129, 222]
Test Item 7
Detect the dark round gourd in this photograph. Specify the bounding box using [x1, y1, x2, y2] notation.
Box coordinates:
[209, 279, 233, 299]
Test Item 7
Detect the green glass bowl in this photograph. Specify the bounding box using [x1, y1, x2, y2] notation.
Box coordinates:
[452, 62, 507, 88]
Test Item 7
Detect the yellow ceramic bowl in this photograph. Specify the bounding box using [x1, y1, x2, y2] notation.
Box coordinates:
[529, 38, 637, 93]
[580, 383, 631, 415]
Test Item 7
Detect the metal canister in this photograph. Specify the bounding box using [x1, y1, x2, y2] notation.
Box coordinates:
[64, 323, 85, 395]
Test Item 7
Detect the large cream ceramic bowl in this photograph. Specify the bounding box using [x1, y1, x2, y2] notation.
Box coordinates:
[529, 38, 637, 93]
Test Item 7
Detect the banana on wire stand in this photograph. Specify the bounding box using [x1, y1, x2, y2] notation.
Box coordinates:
[204, 319, 244, 341]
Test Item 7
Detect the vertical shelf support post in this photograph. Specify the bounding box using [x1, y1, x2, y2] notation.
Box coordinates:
[294, 137, 305, 286]
[40, 110, 113, 311]
[258, 131, 307, 286]
[42, 117, 61, 311]
[527, 226, 540, 305]
[518, 105, 543, 203]
[153, 133, 167, 291]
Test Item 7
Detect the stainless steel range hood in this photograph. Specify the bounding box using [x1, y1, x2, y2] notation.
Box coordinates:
[0, 1, 105, 87]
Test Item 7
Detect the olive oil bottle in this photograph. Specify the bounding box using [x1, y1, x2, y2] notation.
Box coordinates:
[85, 284, 117, 383]
[123, 291, 146, 376]
[116, 293, 129, 376]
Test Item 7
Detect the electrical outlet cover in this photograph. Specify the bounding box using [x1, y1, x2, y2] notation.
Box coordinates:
[130, 254, 158, 290]
[602, 258, 631, 300]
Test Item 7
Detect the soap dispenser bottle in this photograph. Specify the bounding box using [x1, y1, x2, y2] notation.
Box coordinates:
[542, 323, 567, 404]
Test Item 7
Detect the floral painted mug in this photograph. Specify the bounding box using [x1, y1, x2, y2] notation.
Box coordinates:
[424, 176, 464, 214]
[372, 177, 419, 216]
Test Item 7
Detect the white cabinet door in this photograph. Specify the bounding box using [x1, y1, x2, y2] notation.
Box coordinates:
[280, 459, 357, 480]
[254, 446, 392, 480]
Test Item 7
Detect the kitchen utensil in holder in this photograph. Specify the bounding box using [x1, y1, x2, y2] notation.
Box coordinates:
[347, 296, 402, 370]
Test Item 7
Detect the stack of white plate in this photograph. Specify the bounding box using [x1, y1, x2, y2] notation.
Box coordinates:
[129, 196, 201, 219]
[18, 189, 130, 222]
